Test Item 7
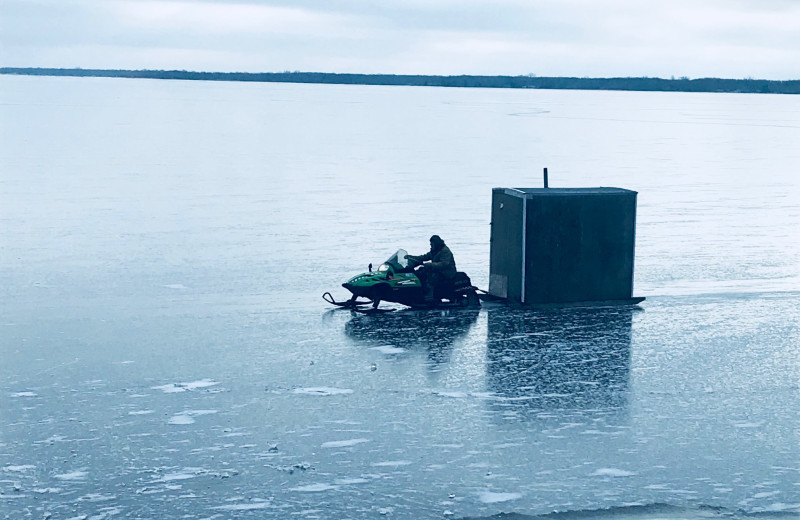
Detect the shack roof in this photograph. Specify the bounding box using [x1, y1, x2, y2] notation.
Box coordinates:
[494, 187, 637, 197]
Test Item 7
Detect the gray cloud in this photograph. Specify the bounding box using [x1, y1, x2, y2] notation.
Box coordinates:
[2, 0, 798, 79]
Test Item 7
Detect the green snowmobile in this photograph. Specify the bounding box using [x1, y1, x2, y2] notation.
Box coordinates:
[323, 249, 481, 311]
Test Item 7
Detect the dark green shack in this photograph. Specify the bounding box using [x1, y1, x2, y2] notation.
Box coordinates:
[489, 187, 644, 307]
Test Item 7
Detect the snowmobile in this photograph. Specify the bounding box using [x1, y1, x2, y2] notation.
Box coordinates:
[323, 249, 481, 311]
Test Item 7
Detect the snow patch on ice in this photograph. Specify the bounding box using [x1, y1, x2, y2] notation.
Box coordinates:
[156, 468, 207, 482]
[188, 409, 217, 416]
[128, 410, 154, 415]
[168, 415, 195, 425]
[293, 387, 353, 396]
[152, 379, 219, 393]
[33, 487, 62, 494]
[212, 500, 272, 510]
[759, 503, 800, 512]
[291, 483, 338, 492]
[321, 438, 370, 448]
[76, 506, 121, 519]
[168, 410, 218, 425]
[10, 391, 37, 397]
[163, 284, 188, 290]
[369, 345, 406, 355]
[36, 435, 66, 444]
[3, 465, 35, 472]
[752, 491, 781, 499]
[54, 470, 88, 481]
[591, 468, 638, 477]
[471, 392, 495, 399]
[335, 478, 369, 485]
[77, 493, 116, 502]
[371, 460, 412, 467]
[732, 420, 765, 428]
[478, 491, 522, 503]
[433, 391, 469, 398]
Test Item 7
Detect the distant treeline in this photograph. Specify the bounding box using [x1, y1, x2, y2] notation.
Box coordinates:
[2, 67, 799, 94]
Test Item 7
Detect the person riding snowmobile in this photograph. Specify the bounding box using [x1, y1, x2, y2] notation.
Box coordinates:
[407, 235, 457, 303]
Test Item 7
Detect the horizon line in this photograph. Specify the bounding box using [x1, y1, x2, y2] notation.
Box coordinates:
[2, 66, 798, 82]
[3, 67, 798, 95]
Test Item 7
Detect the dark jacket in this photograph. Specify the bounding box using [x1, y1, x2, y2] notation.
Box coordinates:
[419, 244, 457, 279]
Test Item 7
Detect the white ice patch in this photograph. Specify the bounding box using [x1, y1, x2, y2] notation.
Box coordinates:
[10, 392, 37, 397]
[478, 491, 522, 503]
[3, 465, 35, 472]
[54, 470, 88, 481]
[293, 387, 353, 396]
[335, 478, 369, 485]
[321, 438, 369, 448]
[168, 410, 217, 425]
[152, 379, 219, 393]
[188, 409, 217, 416]
[156, 468, 207, 482]
[128, 410, 154, 415]
[369, 345, 406, 355]
[212, 500, 272, 510]
[760, 503, 800, 512]
[433, 391, 469, 398]
[77, 493, 116, 502]
[753, 491, 781, 499]
[33, 488, 62, 494]
[290, 483, 338, 492]
[591, 468, 637, 477]
[163, 284, 188, 290]
[732, 420, 765, 428]
[371, 460, 412, 467]
[33, 435, 66, 445]
[76, 507, 121, 519]
[471, 392, 495, 399]
[169, 415, 195, 425]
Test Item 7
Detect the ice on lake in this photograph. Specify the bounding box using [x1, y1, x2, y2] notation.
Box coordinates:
[1, 75, 799, 519]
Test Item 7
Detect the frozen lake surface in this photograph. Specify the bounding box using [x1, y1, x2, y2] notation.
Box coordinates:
[1, 76, 799, 519]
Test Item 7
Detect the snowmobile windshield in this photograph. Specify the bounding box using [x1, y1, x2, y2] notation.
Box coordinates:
[378, 249, 410, 273]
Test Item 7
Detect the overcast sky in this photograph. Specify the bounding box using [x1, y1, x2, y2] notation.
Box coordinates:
[3, 0, 799, 79]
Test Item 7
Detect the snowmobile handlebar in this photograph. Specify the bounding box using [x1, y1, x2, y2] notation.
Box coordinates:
[405, 255, 423, 267]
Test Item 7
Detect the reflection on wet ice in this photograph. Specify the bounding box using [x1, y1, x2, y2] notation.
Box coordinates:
[486, 307, 635, 414]
[343, 304, 634, 418]
[344, 308, 480, 369]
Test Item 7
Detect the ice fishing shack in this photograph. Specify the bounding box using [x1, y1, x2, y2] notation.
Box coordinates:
[489, 182, 644, 307]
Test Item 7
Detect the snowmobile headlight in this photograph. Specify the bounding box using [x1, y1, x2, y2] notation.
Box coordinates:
[378, 264, 389, 272]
